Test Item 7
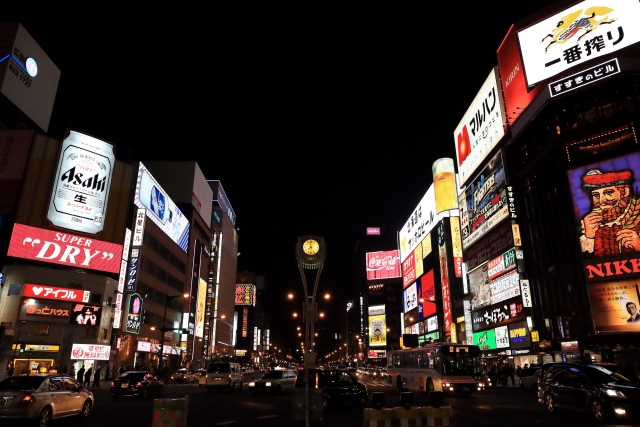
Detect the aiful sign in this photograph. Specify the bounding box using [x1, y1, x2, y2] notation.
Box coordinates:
[7, 223, 122, 273]
[23, 284, 90, 303]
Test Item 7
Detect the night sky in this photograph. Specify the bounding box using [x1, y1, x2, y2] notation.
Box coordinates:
[4, 1, 561, 353]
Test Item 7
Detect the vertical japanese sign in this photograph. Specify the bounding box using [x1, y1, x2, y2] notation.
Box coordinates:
[132, 208, 146, 247]
[450, 217, 463, 278]
[242, 307, 248, 337]
[124, 293, 143, 334]
[114, 228, 131, 329]
[125, 249, 140, 292]
[517, 0, 640, 86]
[438, 222, 453, 336]
[520, 280, 532, 307]
[47, 130, 115, 234]
[463, 300, 473, 345]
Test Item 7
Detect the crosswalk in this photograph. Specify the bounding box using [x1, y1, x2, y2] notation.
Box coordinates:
[358, 376, 393, 387]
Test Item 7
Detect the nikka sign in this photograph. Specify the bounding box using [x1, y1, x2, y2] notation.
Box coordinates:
[7, 223, 122, 274]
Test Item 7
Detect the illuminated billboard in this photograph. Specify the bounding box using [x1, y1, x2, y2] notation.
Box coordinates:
[417, 270, 436, 319]
[368, 314, 387, 346]
[453, 67, 506, 186]
[47, 130, 115, 234]
[473, 328, 496, 350]
[134, 163, 190, 252]
[70, 344, 110, 361]
[125, 293, 143, 335]
[19, 298, 70, 323]
[209, 180, 236, 226]
[7, 223, 122, 273]
[567, 152, 640, 283]
[518, 0, 640, 86]
[438, 222, 453, 335]
[23, 283, 89, 303]
[401, 253, 416, 289]
[366, 250, 400, 279]
[69, 303, 102, 326]
[459, 151, 510, 249]
[399, 185, 441, 262]
[195, 278, 206, 338]
[235, 284, 256, 306]
[472, 295, 525, 332]
[508, 321, 531, 348]
[403, 282, 418, 312]
[588, 280, 640, 333]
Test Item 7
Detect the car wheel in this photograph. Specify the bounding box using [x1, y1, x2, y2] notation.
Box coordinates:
[591, 399, 606, 421]
[358, 393, 368, 406]
[544, 394, 555, 413]
[80, 400, 92, 417]
[140, 388, 148, 400]
[37, 406, 52, 427]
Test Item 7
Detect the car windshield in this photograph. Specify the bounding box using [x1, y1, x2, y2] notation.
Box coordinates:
[118, 372, 146, 381]
[586, 366, 631, 383]
[207, 363, 230, 374]
[261, 371, 283, 379]
[0, 376, 46, 391]
[520, 368, 539, 377]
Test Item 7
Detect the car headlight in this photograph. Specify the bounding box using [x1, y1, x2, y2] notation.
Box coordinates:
[249, 382, 255, 387]
[603, 388, 626, 398]
[266, 382, 272, 387]
[443, 383, 451, 387]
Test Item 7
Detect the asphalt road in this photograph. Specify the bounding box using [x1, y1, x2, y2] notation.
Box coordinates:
[26, 374, 640, 427]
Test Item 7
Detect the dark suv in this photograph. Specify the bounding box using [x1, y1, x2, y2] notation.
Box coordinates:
[538, 362, 640, 422]
[295, 368, 368, 409]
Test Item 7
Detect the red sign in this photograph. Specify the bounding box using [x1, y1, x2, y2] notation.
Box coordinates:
[7, 223, 122, 274]
[366, 250, 401, 280]
[496, 24, 545, 128]
[366, 227, 381, 235]
[23, 284, 90, 303]
[402, 254, 416, 289]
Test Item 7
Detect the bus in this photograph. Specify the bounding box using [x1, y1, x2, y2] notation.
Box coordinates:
[387, 343, 485, 395]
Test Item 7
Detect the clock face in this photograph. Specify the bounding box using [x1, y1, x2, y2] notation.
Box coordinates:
[302, 239, 319, 255]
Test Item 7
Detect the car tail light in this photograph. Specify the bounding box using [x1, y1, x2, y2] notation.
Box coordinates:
[21, 394, 36, 404]
[136, 382, 142, 387]
[111, 381, 114, 386]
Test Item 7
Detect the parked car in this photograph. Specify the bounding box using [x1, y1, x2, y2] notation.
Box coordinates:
[110, 371, 164, 400]
[295, 368, 368, 410]
[518, 367, 540, 390]
[249, 369, 297, 395]
[170, 369, 196, 384]
[0, 374, 94, 427]
[538, 362, 640, 422]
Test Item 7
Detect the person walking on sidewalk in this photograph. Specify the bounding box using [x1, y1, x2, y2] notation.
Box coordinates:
[77, 366, 85, 384]
[508, 364, 515, 386]
[84, 366, 92, 388]
[92, 366, 102, 388]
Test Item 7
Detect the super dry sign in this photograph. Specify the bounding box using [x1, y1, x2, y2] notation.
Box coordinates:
[7, 223, 122, 273]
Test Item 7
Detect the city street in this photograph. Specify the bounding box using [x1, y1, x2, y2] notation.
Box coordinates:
[20, 374, 638, 427]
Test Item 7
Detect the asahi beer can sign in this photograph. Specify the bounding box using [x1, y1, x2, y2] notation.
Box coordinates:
[47, 130, 115, 234]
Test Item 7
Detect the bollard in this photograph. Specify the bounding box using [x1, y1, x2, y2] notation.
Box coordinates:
[152, 398, 187, 427]
[392, 407, 423, 427]
[422, 406, 452, 427]
[363, 407, 394, 427]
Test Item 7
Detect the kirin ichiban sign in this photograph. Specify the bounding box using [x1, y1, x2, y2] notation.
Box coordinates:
[71, 344, 110, 361]
[518, 0, 640, 86]
[23, 284, 90, 303]
[47, 130, 116, 234]
[366, 250, 401, 280]
[453, 67, 506, 187]
[7, 223, 122, 273]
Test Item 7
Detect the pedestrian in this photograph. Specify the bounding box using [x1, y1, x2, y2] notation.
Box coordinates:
[92, 366, 102, 388]
[516, 365, 522, 379]
[500, 364, 507, 387]
[104, 365, 110, 382]
[62, 365, 68, 374]
[84, 366, 92, 388]
[118, 365, 125, 376]
[508, 364, 515, 385]
[77, 366, 85, 384]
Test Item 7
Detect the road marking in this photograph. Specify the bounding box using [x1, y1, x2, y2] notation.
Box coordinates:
[256, 415, 279, 419]
[216, 421, 237, 425]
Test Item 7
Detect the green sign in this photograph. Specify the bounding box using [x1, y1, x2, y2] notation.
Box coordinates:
[418, 331, 440, 345]
[473, 328, 496, 350]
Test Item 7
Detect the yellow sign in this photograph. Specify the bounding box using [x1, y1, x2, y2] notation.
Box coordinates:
[512, 224, 522, 246]
[421, 234, 432, 258]
[368, 314, 387, 346]
[450, 217, 463, 258]
[531, 331, 539, 342]
[414, 245, 424, 279]
[456, 316, 465, 323]
[12, 344, 60, 352]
